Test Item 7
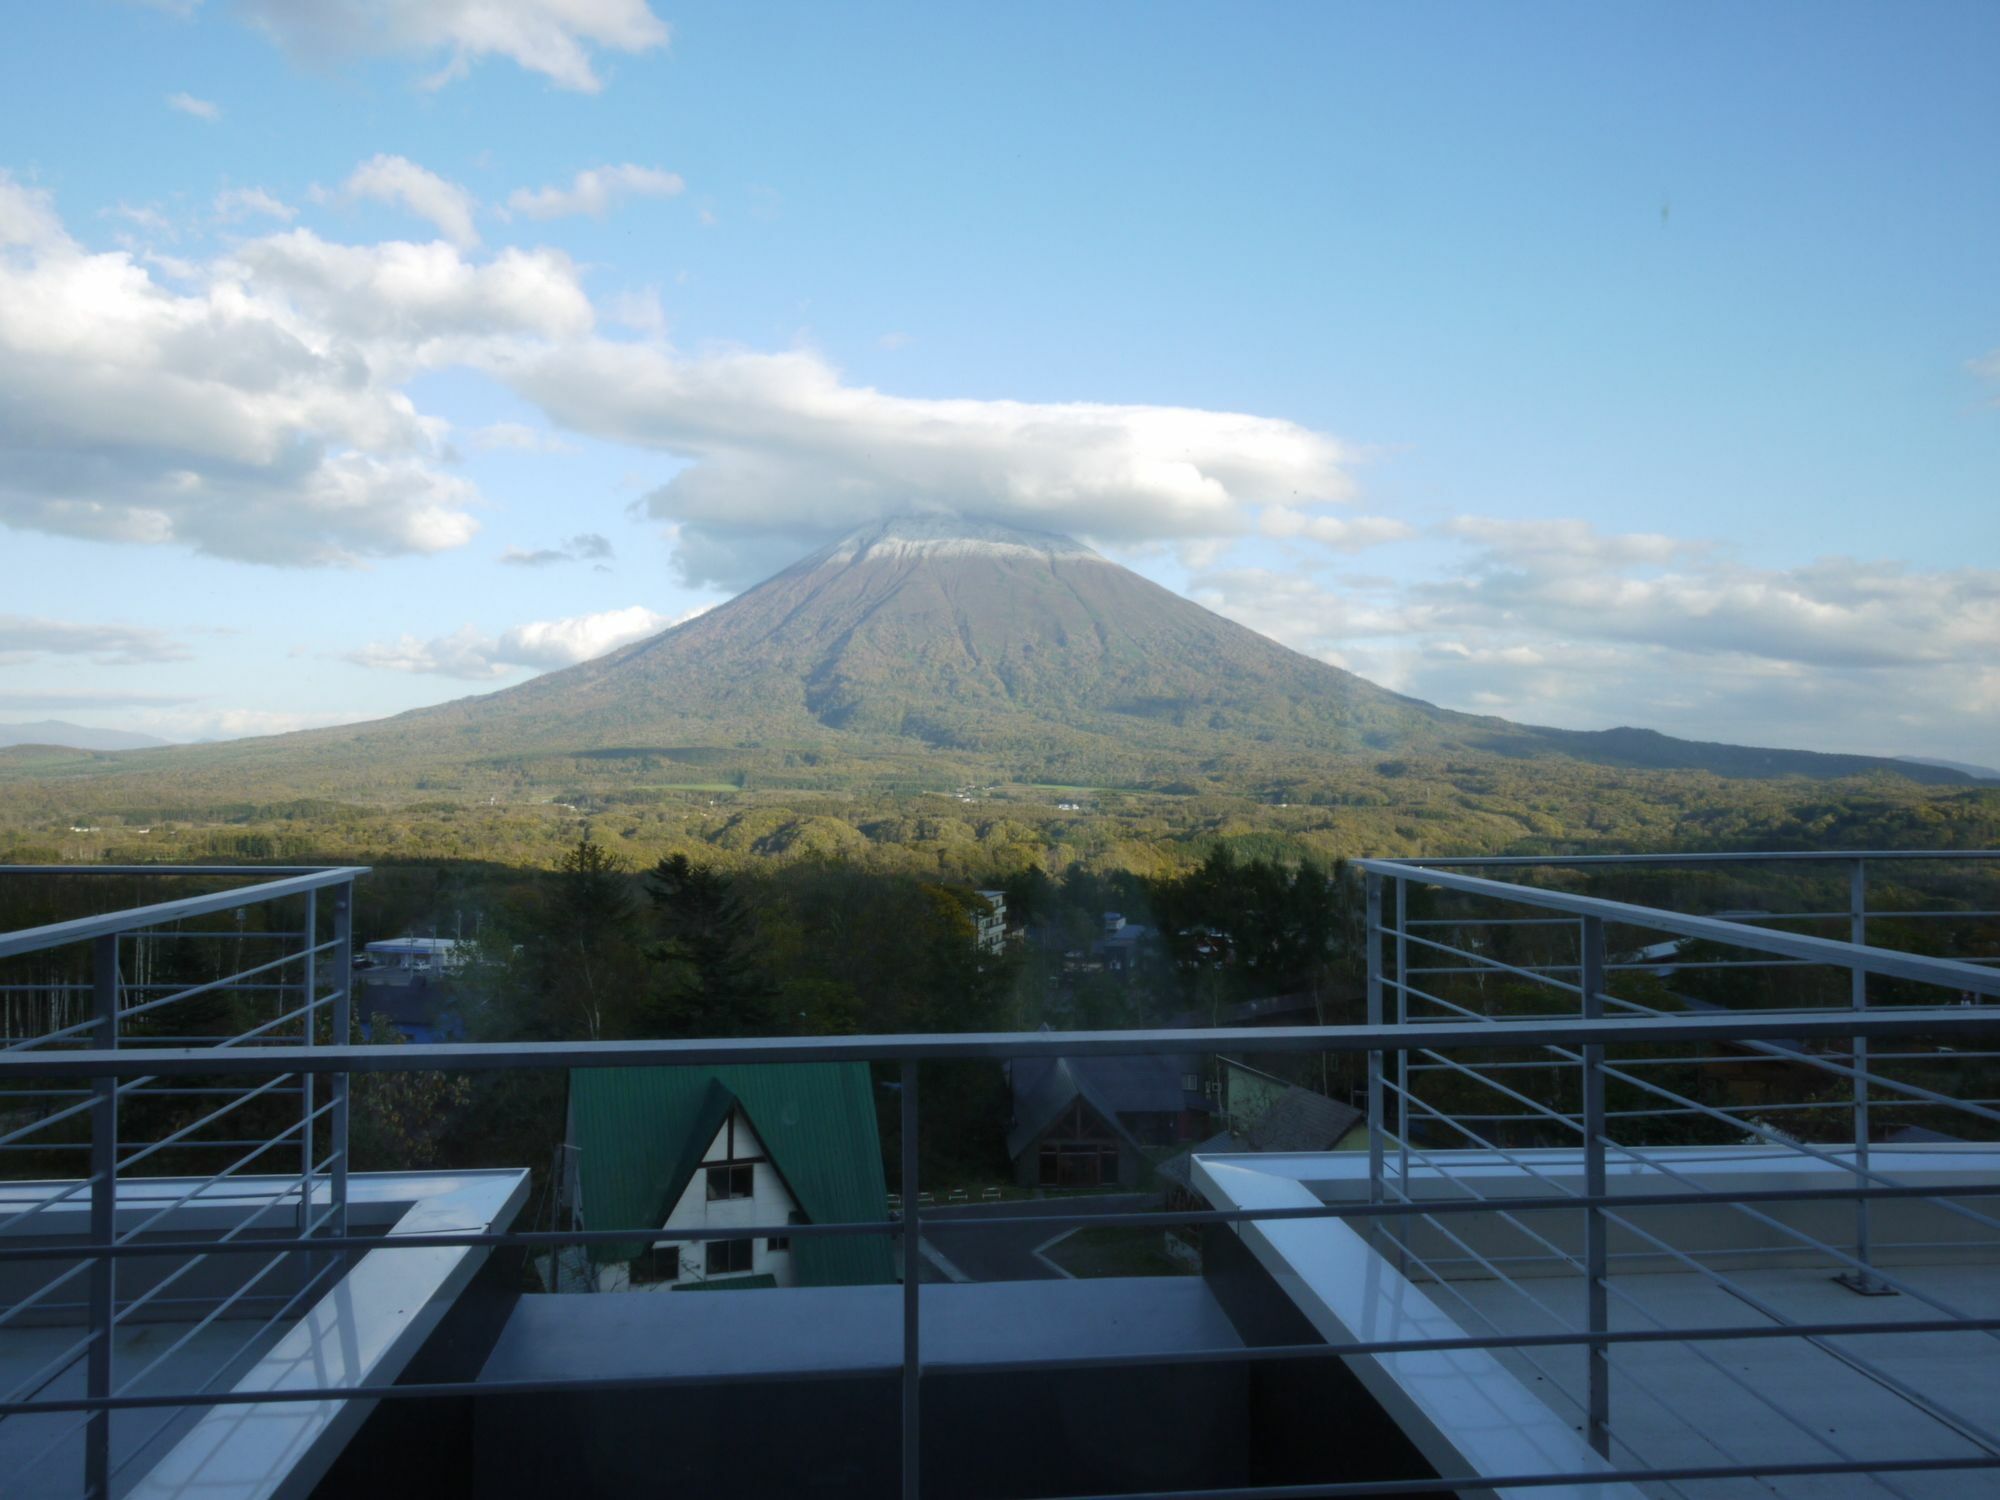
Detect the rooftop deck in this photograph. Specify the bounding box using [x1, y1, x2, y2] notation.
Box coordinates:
[0, 854, 1995, 1498]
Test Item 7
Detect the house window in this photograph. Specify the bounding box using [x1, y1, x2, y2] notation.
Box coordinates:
[768, 1211, 804, 1253]
[1038, 1143, 1121, 1187]
[706, 1163, 754, 1200]
[706, 1238, 754, 1275]
[630, 1245, 679, 1285]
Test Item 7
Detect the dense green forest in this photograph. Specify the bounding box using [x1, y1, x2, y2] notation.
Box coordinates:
[5, 744, 1998, 879]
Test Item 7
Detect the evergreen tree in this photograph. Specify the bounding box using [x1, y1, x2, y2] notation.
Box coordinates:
[645, 854, 773, 1036]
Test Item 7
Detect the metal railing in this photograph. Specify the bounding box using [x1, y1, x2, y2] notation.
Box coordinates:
[0, 854, 1994, 1499]
[0, 865, 362, 1498]
[1357, 850, 2000, 1491]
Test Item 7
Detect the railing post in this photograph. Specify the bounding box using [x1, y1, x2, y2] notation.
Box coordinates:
[86, 932, 119, 1499]
[300, 889, 316, 1241]
[1390, 877, 1411, 1272]
[1365, 875, 1384, 1217]
[1840, 857, 1883, 1293]
[1393, 877, 1409, 1198]
[900, 1058, 920, 1500]
[1580, 914, 1610, 1459]
[331, 882, 352, 1240]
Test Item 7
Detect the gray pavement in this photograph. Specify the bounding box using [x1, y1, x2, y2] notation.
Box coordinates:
[919, 1193, 1155, 1281]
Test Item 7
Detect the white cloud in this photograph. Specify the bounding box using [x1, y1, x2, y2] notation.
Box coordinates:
[236, 0, 670, 93]
[499, 602, 679, 664]
[603, 287, 666, 337]
[1442, 515, 1702, 569]
[504, 163, 684, 220]
[0, 171, 486, 564]
[340, 154, 480, 249]
[1421, 522, 1995, 670]
[1188, 521, 2000, 763]
[0, 177, 64, 248]
[498, 531, 612, 565]
[0, 616, 190, 666]
[348, 602, 682, 678]
[165, 92, 220, 121]
[506, 342, 1360, 588]
[1260, 504, 1414, 552]
[1190, 568, 1417, 663]
[213, 186, 295, 223]
[227, 231, 593, 356]
[469, 420, 572, 451]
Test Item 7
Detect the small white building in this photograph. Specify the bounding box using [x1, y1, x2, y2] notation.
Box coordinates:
[974, 890, 1009, 955]
[359, 936, 465, 977]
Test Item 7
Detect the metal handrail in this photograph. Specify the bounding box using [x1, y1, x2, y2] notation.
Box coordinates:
[0, 1008, 1992, 1082]
[1388, 850, 2000, 866]
[1357, 858, 2000, 992]
[0, 866, 368, 959]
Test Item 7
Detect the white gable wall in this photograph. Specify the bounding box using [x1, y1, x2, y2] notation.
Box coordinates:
[595, 1106, 802, 1293]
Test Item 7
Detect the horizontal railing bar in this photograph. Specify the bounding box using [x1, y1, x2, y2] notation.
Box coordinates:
[124, 931, 308, 940]
[1399, 1098, 2000, 1117]
[1394, 850, 2000, 866]
[8, 1325, 2000, 1416]
[11, 1178, 2000, 1262]
[116, 1085, 307, 1096]
[1403, 916, 1586, 927]
[118, 1037, 315, 1046]
[1062, 1453, 2000, 1500]
[1411, 959, 1828, 975]
[2, 1010, 1995, 1079]
[0, 867, 366, 959]
[0, 983, 310, 993]
[1399, 1237, 2000, 1272]
[0, 866, 358, 876]
[117, 1140, 304, 1151]
[1867, 910, 2000, 920]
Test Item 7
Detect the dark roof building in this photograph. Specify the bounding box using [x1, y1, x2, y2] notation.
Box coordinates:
[1006, 1035, 1213, 1187]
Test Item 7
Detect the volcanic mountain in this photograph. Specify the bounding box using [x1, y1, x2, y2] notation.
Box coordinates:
[107, 513, 1970, 799]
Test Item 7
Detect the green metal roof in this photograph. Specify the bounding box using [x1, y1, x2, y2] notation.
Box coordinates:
[567, 1062, 894, 1286]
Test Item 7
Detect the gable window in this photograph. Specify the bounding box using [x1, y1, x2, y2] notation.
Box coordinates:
[707, 1163, 754, 1200]
[706, 1238, 754, 1275]
[768, 1210, 805, 1253]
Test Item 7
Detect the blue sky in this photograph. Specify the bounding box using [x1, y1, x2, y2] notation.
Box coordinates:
[1, 1, 1995, 762]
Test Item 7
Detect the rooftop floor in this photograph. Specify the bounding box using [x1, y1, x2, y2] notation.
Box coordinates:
[1457, 1262, 2000, 1500]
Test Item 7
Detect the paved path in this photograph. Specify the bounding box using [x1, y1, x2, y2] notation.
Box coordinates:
[919, 1193, 1155, 1282]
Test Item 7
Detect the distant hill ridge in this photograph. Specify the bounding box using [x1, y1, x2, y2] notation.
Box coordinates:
[0, 721, 170, 753]
[15, 515, 1981, 797]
